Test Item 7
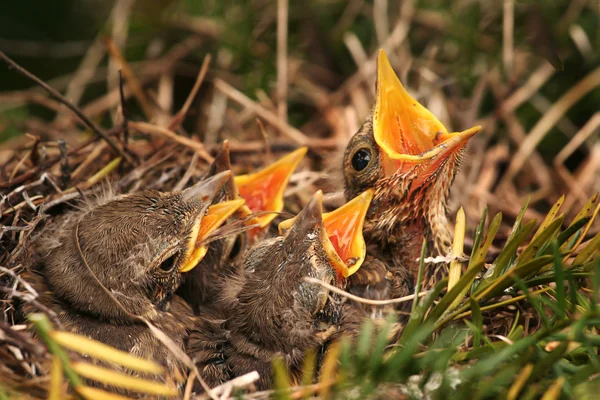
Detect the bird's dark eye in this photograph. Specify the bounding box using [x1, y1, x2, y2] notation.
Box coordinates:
[352, 148, 371, 171]
[228, 235, 243, 260]
[159, 253, 177, 272]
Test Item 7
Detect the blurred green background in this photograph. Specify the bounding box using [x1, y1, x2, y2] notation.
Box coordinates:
[1, 0, 599, 165]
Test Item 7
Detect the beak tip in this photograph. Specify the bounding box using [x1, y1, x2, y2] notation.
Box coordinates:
[278, 190, 323, 235]
[288, 146, 309, 164]
[181, 170, 231, 203]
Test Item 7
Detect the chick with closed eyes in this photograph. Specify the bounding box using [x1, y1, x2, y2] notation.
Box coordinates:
[186, 189, 373, 391]
[24, 171, 243, 394]
[178, 142, 307, 313]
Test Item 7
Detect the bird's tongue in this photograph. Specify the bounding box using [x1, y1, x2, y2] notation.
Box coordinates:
[321, 189, 373, 280]
[234, 147, 307, 234]
[373, 49, 481, 175]
[179, 199, 245, 273]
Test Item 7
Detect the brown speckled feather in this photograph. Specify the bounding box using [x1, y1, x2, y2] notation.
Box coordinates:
[187, 194, 364, 392]
[23, 176, 228, 396]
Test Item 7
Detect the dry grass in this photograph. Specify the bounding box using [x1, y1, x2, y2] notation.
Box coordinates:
[1, 1, 599, 398]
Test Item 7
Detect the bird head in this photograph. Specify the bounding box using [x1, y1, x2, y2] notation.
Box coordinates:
[198, 141, 248, 268]
[40, 171, 243, 321]
[197, 143, 308, 268]
[278, 189, 373, 284]
[230, 189, 372, 350]
[343, 49, 480, 252]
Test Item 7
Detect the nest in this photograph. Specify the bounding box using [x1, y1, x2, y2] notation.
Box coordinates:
[1, 5, 599, 397]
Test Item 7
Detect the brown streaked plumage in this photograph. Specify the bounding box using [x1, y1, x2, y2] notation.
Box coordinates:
[179, 143, 307, 314]
[178, 142, 248, 313]
[342, 49, 481, 305]
[24, 172, 236, 394]
[186, 190, 372, 391]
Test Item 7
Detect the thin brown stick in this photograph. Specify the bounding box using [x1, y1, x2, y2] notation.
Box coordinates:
[173, 152, 199, 192]
[499, 62, 555, 114]
[193, 371, 260, 400]
[224, 138, 338, 153]
[183, 369, 196, 400]
[373, 0, 389, 45]
[168, 54, 212, 130]
[330, 1, 414, 104]
[129, 121, 214, 162]
[118, 70, 130, 147]
[54, 35, 106, 125]
[105, 37, 154, 120]
[303, 277, 427, 306]
[0, 266, 63, 328]
[0, 50, 133, 165]
[276, 0, 288, 124]
[256, 118, 272, 162]
[502, 67, 600, 186]
[0, 91, 65, 113]
[214, 78, 309, 145]
[74, 37, 203, 124]
[554, 113, 600, 204]
[503, 0, 514, 78]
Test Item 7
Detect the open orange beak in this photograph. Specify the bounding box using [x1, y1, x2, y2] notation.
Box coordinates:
[234, 147, 307, 230]
[373, 49, 481, 183]
[179, 199, 246, 273]
[279, 189, 373, 281]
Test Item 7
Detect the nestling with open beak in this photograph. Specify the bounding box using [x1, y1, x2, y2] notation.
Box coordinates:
[343, 49, 481, 301]
[186, 189, 373, 391]
[23, 171, 243, 392]
[179, 143, 307, 313]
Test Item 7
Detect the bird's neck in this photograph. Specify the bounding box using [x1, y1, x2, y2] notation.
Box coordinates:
[365, 173, 454, 281]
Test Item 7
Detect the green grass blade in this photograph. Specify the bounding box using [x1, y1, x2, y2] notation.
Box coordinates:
[488, 219, 538, 281]
[470, 207, 488, 261]
[448, 207, 466, 293]
[451, 341, 507, 362]
[427, 264, 484, 323]
[273, 357, 292, 400]
[572, 231, 600, 267]
[513, 277, 550, 328]
[531, 195, 564, 241]
[385, 322, 436, 381]
[469, 297, 483, 348]
[561, 194, 599, 251]
[400, 279, 448, 344]
[533, 341, 568, 378]
[356, 319, 375, 362]
[524, 272, 592, 287]
[460, 335, 538, 381]
[366, 318, 393, 379]
[569, 201, 600, 260]
[507, 322, 524, 342]
[507, 196, 530, 244]
[551, 241, 566, 319]
[515, 216, 564, 266]
[474, 255, 554, 300]
[555, 217, 591, 250]
[592, 258, 600, 313]
[469, 212, 502, 269]
[507, 363, 534, 400]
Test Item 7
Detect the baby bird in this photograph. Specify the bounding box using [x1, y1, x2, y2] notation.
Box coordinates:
[179, 143, 307, 313]
[342, 49, 481, 301]
[24, 171, 243, 388]
[186, 189, 373, 391]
